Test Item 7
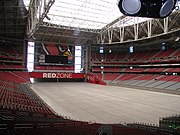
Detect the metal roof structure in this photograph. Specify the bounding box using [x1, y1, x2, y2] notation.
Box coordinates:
[25, 0, 180, 46]
[25, 0, 122, 29]
[44, 0, 122, 29]
[97, 11, 180, 46]
[24, 0, 154, 30]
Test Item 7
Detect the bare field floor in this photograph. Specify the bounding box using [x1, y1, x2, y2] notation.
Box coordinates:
[31, 82, 180, 125]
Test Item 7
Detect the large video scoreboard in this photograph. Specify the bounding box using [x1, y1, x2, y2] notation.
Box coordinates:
[34, 43, 74, 66]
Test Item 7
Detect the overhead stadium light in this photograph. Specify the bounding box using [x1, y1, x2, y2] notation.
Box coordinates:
[118, 0, 177, 18]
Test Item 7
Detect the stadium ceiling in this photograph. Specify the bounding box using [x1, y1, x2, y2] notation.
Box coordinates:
[42, 0, 122, 29]
[26, 0, 159, 45]
[1, 0, 179, 46]
[25, 0, 122, 30]
[25, 0, 180, 46]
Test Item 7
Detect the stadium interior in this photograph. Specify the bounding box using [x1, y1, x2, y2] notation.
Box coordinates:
[0, 0, 180, 134]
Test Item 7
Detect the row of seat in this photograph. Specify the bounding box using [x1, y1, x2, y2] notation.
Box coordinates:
[0, 63, 24, 70]
[92, 48, 180, 64]
[0, 72, 29, 83]
[112, 125, 162, 135]
[159, 115, 180, 129]
[0, 54, 23, 60]
[94, 73, 180, 91]
[92, 67, 180, 73]
[0, 109, 172, 135]
[0, 79, 55, 116]
[97, 73, 180, 82]
[0, 45, 22, 56]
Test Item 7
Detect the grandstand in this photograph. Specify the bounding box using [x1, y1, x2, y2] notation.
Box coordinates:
[0, 0, 180, 134]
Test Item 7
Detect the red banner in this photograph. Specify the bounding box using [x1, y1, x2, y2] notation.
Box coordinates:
[29, 72, 84, 79]
[86, 74, 106, 85]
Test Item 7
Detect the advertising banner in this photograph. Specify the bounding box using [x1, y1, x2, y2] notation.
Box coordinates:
[86, 74, 106, 85]
[30, 72, 84, 79]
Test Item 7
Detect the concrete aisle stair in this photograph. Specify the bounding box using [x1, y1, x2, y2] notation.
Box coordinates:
[155, 81, 178, 89]
[165, 82, 180, 91]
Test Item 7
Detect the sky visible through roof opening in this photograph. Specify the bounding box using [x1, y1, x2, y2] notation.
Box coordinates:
[44, 0, 121, 29]
[24, 0, 180, 29]
[24, 0, 122, 29]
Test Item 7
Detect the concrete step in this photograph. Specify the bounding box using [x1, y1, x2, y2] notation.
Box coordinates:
[165, 82, 180, 91]
[155, 81, 177, 89]
[145, 81, 165, 88]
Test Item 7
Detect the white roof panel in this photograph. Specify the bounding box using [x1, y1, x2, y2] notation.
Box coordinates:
[44, 0, 122, 29]
[24, 0, 155, 30]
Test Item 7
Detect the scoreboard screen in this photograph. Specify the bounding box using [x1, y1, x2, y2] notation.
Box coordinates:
[45, 55, 68, 64]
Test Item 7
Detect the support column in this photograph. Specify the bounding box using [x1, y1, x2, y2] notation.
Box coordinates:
[100, 33, 105, 44]
[147, 20, 152, 38]
[108, 29, 113, 44]
[23, 40, 28, 69]
[134, 22, 139, 40]
[164, 17, 169, 33]
[119, 26, 124, 43]
[82, 45, 91, 74]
